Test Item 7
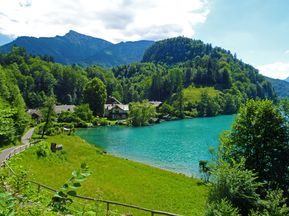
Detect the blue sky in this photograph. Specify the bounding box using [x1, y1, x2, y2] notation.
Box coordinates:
[195, 0, 289, 78]
[0, 0, 288, 78]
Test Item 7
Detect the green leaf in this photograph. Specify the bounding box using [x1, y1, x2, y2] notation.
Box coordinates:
[81, 163, 87, 169]
[73, 182, 81, 187]
[62, 183, 69, 190]
[67, 190, 77, 196]
[58, 191, 67, 197]
[72, 170, 80, 177]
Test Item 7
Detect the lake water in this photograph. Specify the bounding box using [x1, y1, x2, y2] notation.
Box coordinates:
[76, 115, 235, 177]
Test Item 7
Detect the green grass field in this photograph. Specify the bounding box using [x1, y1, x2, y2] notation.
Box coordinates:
[8, 135, 208, 215]
[183, 86, 219, 103]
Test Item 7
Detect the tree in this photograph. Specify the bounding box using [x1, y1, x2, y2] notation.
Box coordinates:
[83, 78, 107, 116]
[221, 100, 289, 197]
[207, 159, 261, 215]
[173, 90, 185, 118]
[74, 104, 93, 122]
[41, 97, 56, 138]
[0, 108, 17, 146]
[197, 91, 220, 117]
[206, 199, 240, 216]
[129, 100, 156, 126]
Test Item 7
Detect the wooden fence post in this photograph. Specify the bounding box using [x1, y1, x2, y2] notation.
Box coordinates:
[106, 202, 110, 215]
[37, 184, 41, 193]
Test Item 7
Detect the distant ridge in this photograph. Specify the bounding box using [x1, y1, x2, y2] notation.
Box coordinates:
[0, 30, 154, 67]
[265, 76, 289, 98]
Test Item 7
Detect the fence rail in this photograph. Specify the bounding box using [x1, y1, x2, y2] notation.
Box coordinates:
[28, 180, 179, 216]
[0, 140, 41, 167]
[2, 145, 180, 216]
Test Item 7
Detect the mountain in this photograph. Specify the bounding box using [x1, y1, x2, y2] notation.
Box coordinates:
[0, 30, 154, 67]
[285, 77, 289, 82]
[143, 37, 213, 65]
[266, 77, 289, 98]
[141, 36, 276, 101]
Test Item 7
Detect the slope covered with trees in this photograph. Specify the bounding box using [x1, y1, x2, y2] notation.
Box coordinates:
[114, 37, 276, 117]
[0, 64, 29, 146]
[0, 36, 277, 120]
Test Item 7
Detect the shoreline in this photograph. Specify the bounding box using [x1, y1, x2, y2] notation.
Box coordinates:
[75, 115, 235, 179]
[75, 133, 203, 178]
[79, 134, 196, 178]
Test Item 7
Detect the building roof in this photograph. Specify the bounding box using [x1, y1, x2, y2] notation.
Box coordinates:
[106, 96, 122, 105]
[105, 104, 129, 111]
[27, 109, 42, 117]
[54, 105, 76, 114]
[149, 101, 162, 107]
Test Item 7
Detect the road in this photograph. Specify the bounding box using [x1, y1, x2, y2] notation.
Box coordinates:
[0, 128, 35, 166]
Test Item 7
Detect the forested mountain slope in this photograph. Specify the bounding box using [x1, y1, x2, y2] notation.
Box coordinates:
[0, 36, 276, 120]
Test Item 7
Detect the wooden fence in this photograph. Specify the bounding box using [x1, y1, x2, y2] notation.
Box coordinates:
[29, 180, 179, 216]
[2, 150, 180, 216]
[0, 140, 41, 167]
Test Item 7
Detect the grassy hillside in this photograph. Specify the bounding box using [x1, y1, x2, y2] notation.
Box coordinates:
[8, 135, 208, 215]
[183, 86, 220, 103]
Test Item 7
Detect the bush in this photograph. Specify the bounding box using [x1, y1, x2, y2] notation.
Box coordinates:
[206, 199, 240, 216]
[36, 143, 50, 158]
[74, 104, 93, 122]
[208, 159, 261, 215]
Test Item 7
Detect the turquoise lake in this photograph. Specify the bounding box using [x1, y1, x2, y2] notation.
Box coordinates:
[76, 115, 235, 177]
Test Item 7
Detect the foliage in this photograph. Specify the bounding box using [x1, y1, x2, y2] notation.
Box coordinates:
[207, 100, 289, 215]
[40, 96, 56, 138]
[199, 160, 211, 182]
[129, 100, 156, 126]
[143, 37, 212, 66]
[0, 40, 277, 123]
[83, 77, 107, 116]
[251, 189, 289, 216]
[197, 91, 221, 117]
[74, 103, 93, 122]
[7, 135, 208, 215]
[0, 66, 29, 146]
[36, 142, 51, 158]
[206, 199, 240, 216]
[278, 98, 289, 118]
[208, 159, 261, 215]
[0, 190, 15, 216]
[50, 163, 91, 213]
[0, 108, 17, 145]
[221, 100, 289, 196]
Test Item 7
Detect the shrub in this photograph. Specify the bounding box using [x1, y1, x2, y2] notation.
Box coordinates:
[206, 199, 240, 216]
[36, 142, 52, 158]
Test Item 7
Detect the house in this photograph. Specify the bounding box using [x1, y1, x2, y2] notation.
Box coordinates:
[105, 96, 129, 120]
[27, 105, 76, 119]
[149, 101, 162, 108]
[27, 109, 42, 122]
[54, 105, 76, 114]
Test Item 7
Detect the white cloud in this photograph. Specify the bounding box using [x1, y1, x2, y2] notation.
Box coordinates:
[0, 0, 209, 42]
[285, 50, 289, 55]
[257, 62, 289, 79]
